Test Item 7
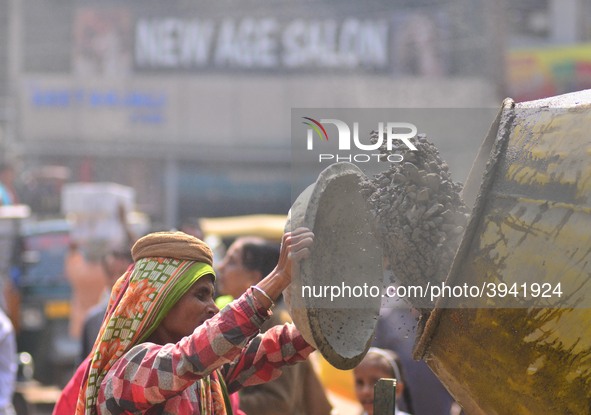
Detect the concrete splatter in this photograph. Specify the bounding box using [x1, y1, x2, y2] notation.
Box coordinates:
[361, 131, 469, 310]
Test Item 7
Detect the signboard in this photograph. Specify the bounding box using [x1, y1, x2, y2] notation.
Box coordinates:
[135, 17, 389, 71]
[507, 43, 591, 102]
[66, 5, 452, 76]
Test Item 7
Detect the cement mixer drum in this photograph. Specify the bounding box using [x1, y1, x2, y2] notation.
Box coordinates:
[415, 90, 591, 414]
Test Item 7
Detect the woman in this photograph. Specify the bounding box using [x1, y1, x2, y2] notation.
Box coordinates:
[217, 236, 280, 301]
[55, 227, 314, 415]
[0, 307, 17, 415]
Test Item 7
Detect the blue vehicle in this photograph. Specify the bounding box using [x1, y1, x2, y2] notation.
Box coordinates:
[16, 218, 79, 387]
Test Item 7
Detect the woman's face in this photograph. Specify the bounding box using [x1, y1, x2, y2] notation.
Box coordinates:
[149, 275, 218, 344]
[216, 239, 260, 299]
[353, 360, 395, 415]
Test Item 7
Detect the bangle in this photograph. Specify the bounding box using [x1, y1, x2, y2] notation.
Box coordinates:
[251, 285, 275, 308]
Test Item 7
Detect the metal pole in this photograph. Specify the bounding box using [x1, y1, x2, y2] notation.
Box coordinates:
[550, 0, 582, 44]
[163, 156, 179, 230]
[373, 378, 396, 415]
[6, 0, 22, 159]
[483, 0, 508, 99]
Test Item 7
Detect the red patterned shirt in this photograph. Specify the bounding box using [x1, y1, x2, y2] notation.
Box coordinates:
[96, 289, 313, 414]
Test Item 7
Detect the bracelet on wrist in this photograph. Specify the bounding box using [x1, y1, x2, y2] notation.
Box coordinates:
[251, 285, 275, 308]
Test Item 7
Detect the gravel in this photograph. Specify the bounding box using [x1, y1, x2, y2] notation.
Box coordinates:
[360, 131, 470, 310]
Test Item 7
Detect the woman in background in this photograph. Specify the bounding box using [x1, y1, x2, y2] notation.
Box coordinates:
[217, 236, 333, 415]
[353, 347, 414, 415]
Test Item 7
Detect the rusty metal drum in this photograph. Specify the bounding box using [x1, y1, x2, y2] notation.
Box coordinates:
[415, 90, 591, 414]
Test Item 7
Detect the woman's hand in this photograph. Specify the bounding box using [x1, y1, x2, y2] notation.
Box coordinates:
[275, 227, 314, 284]
[254, 227, 314, 307]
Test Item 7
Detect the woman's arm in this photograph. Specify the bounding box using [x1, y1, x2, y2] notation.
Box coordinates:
[222, 322, 314, 393]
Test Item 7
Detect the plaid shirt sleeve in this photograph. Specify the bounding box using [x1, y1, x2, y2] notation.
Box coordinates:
[222, 323, 315, 393]
[98, 288, 276, 412]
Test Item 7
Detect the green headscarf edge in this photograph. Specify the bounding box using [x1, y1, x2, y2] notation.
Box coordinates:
[138, 261, 216, 343]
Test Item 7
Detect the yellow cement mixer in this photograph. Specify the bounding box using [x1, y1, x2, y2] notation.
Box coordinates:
[415, 90, 591, 414]
[287, 90, 591, 414]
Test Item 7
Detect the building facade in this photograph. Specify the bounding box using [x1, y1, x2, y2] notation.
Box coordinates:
[4, 0, 502, 227]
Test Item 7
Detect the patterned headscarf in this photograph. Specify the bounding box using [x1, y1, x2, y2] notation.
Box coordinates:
[75, 231, 230, 415]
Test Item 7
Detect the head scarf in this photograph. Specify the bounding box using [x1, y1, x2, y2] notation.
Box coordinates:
[75, 231, 230, 415]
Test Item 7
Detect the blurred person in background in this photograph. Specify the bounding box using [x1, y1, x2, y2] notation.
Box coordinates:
[65, 242, 108, 339]
[54, 227, 315, 415]
[353, 347, 413, 415]
[0, 306, 17, 415]
[68, 203, 137, 341]
[0, 163, 19, 206]
[80, 204, 137, 360]
[217, 236, 333, 415]
[0, 162, 25, 333]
